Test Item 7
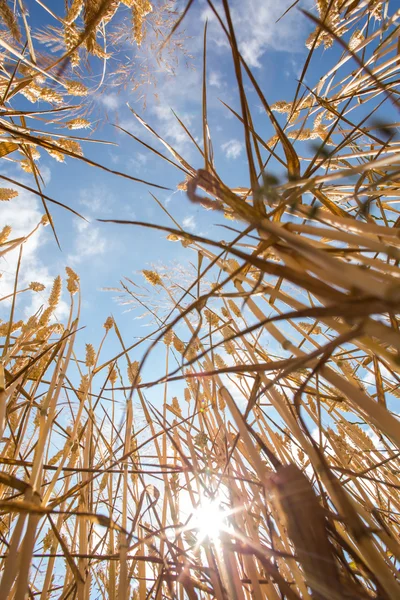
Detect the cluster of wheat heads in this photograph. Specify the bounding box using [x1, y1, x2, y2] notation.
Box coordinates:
[0, 0, 186, 244]
[0, 222, 164, 599]
[2, 0, 400, 599]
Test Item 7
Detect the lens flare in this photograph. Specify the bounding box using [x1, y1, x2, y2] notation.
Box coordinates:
[192, 497, 226, 542]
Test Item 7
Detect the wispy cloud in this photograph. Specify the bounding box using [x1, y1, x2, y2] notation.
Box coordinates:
[201, 0, 311, 68]
[68, 220, 107, 264]
[151, 104, 194, 153]
[221, 139, 243, 159]
[136, 152, 149, 165]
[79, 184, 114, 215]
[209, 71, 224, 88]
[99, 93, 122, 111]
[182, 215, 196, 231]
[115, 115, 142, 137]
[0, 175, 69, 321]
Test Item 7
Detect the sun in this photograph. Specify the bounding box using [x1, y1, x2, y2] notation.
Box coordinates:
[191, 497, 226, 542]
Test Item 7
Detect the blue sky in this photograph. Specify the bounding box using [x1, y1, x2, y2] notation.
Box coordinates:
[1, 0, 352, 395]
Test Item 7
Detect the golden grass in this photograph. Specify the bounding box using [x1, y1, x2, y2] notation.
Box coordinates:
[2, 0, 400, 598]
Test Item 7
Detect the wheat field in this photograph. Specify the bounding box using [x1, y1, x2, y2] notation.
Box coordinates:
[1, 0, 400, 598]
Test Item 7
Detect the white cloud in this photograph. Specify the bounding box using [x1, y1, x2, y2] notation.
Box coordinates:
[126, 152, 150, 172]
[99, 93, 122, 110]
[129, 66, 201, 155]
[182, 215, 196, 231]
[116, 115, 142, 136]
[136, 152, 148, 165]
[68, 219, 106, 264]
[221, 139, 243, 159]
[286, 56, 304, 79]
[209, 71, 223, 88]
[106, 37, 201, 157]
[165, 193, 176, 206]
[151, 104, 193, 153]
[40, 164, 52, 185]
[79, 185, 114, 215]
[201, 0, 312, 68]
[75, 218, 90, 234]
[0, 179, 69, 322]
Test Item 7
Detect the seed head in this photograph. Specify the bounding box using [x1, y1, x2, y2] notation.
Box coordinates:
[173, 335, 185, 354]
[85, 343, 96, 368]
[66, 267, 79, 295]
[77, 374, 89, 401]
[349, 29, 364, 51]
[58, 138, 83, 156]
[103, 316, 114, 331]
[109, 364, 117, 385]
[218, 389, 226, 411]
[39, 306, 53, 327]
[65, 80, 88, 96]
[204, 309, 219, 327]
[271, 101, 292, 114]
[0, 225, 12, 243]
[142, 269, 162, 286]
[171, 396, 182, 416]
[0, 188, 18, 201]
[48, 276, 62, 307]
[228, 300, 241, 318]
[214, 354, 227, 370]
[66, 118, 91, 130]
[29, 282, 45, 292]
[42, 530, 54, 552]
[40, 87, 63, 104]
[127, 361, 142, 385]
[194, 432, 208, 447]
[163, 329, 174, 346]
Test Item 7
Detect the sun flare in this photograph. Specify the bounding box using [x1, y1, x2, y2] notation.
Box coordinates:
[192, 497, 226, 542]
